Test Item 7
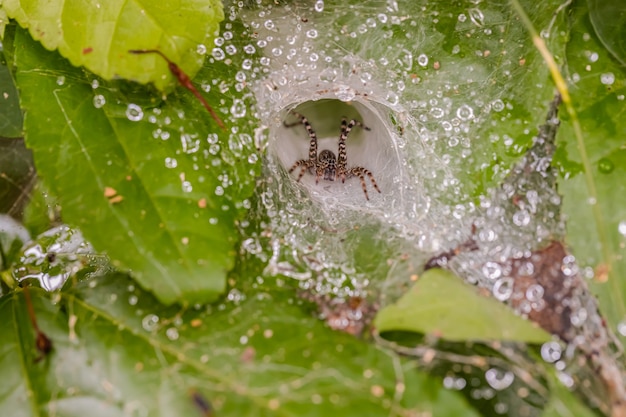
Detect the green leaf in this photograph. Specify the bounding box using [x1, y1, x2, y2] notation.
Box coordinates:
[375, 268, 552, 343]
[12, 26, 258, 305]
[556, 3, 626, 329]
[2, 0, 224, 90]
[0, 51, 23, 137]
[0, 273, 479, 417]
[587, 0, 626, 66]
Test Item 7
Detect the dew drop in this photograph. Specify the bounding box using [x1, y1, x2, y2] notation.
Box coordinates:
[182, 181, 193, 193]
[314, 0, 324, 12]
[485, 368, 514, 390]
[492, 277, 513, 301]
[56, 76, 65, 85]
[597, 157, 614, 173]
[617, 320, 626, 336]
[181, 133, 200, 154]
[93, 95, 106, 108]
[600, 72, 615, 85]
[164, 157, 178, 169]
[417, 53, 429, 67]
[306, 29, 318, 39]
[540, 341, 561, 362]
[335, 85, 356, 102]
[482, 261, 502, 279]
[512, 210, 531, 226]
[166, 327, 179, 341]
[456, 104, 474, 121]
[196, 44, 207, 55]
[142, 314, 159, 331]
[126, 104, 144, 122]
[212, 48, 225, 60]
[230, 99, 247, 118]
[491, 99, 505, 112]
[468, 8, 485, 27]
[525, 284, 544, 302]
[128, 295, 138, 305]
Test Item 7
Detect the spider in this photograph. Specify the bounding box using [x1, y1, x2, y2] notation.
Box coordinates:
[284, 111, 381, 200]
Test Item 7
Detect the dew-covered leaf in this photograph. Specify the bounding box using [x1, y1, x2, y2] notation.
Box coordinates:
[0, 51, 23, 138]
[12, 26, 259, 305]
[1, 0, 223, 91]
[556, 3, 626, 329]
[0, 272, 479, 417]
[375, 268, 551, 343]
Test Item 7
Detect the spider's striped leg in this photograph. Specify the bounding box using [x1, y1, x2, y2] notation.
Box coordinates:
[337, 118, 371, 183]
[289, 159, 314, 182]
[284, 111, 318, 163]
[347, 166, 381, 201]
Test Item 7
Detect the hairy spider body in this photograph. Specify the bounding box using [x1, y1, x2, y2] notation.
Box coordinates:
[285, 111, 381, 200]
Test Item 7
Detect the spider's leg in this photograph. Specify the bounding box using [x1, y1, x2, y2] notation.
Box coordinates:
[337, 118, 371, 183]
[348, 166, 381, 201]
[283, 111, 318, 163]
[288, 159, 307, 174]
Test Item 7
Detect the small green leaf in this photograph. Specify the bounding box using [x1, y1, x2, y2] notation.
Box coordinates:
[375, 268, 552, 343]
[2, 0, 224, 90]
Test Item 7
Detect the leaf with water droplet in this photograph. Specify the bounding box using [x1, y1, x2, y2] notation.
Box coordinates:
[556, 4, 626, 330]
[375, 268, 551, 343]
[0, 270, 480, 416]
[11, 26, 258, 304]
[2, 0, 223, 91]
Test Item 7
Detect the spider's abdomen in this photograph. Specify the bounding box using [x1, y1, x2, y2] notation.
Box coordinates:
[318, 149, 337, 181]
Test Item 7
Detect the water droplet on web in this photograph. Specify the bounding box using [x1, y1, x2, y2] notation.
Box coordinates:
[492, 277, 513, 301]
[417, 54, 429, 67]
[196, 44, 207, 55]
[306, 29, 318, 39]
[512, 210, 530, 226]
[482, 262, 502, 279]
[485, 368, 514, 390]
[335, 85, 356, 101]
[93, 95, 106, 108]
[525, 284, 544, 302]
[491, 99, 505, 112]
[142, 314, 159, 331]
[314, 0, 324, 12]
[230, 99, 246, 118]
[540, 341, 561, 362]
[126, 104, 144, 122]
[456, 104, 474, 121]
